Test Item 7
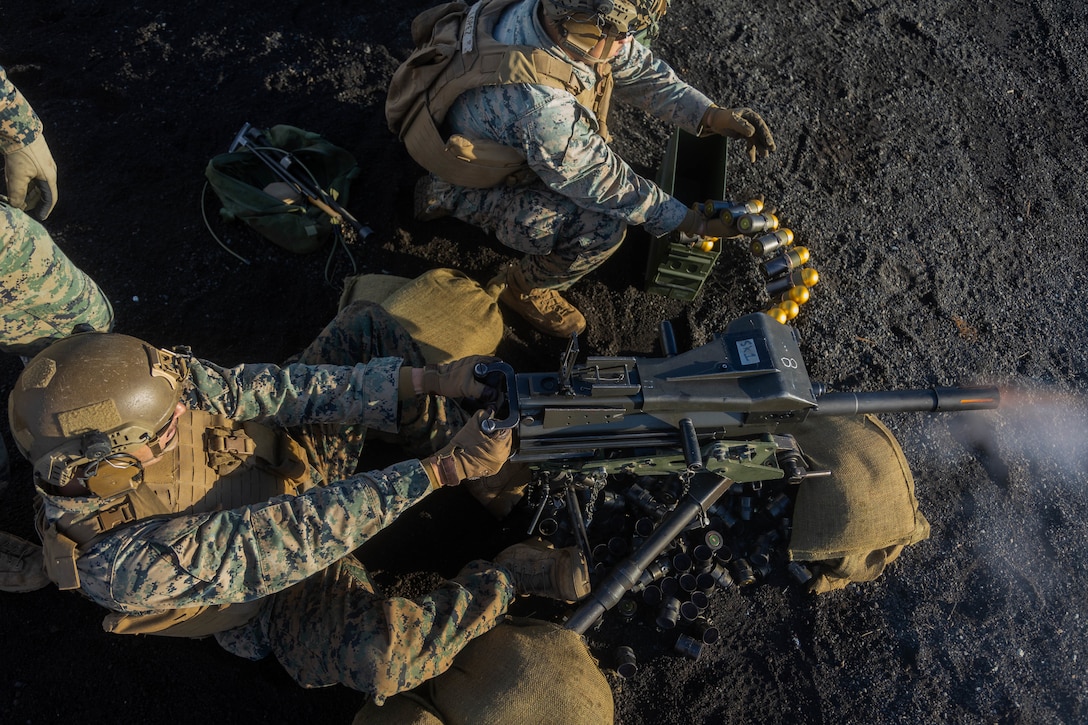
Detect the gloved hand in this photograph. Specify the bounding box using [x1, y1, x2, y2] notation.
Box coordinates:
[422, 409, 512, 487]
[675, 206, 738, 238]
[421, 355, 500, 403]
[4, 134, 58, 220]
[701, 106, 776, 164]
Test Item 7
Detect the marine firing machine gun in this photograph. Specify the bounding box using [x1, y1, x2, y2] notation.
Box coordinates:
[475, 312, 1000, 634]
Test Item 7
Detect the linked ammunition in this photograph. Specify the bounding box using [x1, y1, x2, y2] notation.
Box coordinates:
[750, 229, 795, 257]
[760, 247, 811, 279]
[702, 198, 763, 220]
[766, 267, 819, 297]
[737, 212, 780, 234]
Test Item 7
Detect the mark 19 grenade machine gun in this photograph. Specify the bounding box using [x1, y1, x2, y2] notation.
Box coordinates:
[475, 313, 999, 635]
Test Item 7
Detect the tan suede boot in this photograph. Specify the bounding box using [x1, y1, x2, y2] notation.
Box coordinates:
[495, 538, 591, 602]
[491, 263, 586, 338]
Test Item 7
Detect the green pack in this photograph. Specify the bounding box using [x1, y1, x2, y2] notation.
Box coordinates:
[205, 124, 360, 254]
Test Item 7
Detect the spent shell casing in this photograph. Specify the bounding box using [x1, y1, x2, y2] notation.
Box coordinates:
[674, 633, 704, 660]
[615, 646, 638, 678]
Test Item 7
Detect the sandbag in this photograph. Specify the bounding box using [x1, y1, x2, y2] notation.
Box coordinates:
[353, 617, 613, 725]
[789, 414, 930, 593]
[205, 124, 359, 253]
[339, 269, 504, 364]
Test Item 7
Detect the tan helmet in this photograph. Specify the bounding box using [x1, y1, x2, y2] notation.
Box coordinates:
[8, 332, 190, 490]
[542, 0, 669, 58]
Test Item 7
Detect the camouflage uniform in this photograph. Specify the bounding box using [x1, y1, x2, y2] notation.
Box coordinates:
[34, 303, 515, 704]
[0, 65, 113, 356]
[0, 66, 41, 152]
[428, 0, 714, 290]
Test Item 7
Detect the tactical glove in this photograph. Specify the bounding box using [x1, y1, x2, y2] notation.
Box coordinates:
[422, 409, 512, 487]
[675, 206, 738, 238]
[701, 106, 776, 164]
[4, 135, 58, 220]
[421, 355, 500, 402]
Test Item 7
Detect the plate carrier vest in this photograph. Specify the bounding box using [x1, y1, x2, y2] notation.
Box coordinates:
[386, 0, 615, 188]
[36, 409, 314, 637]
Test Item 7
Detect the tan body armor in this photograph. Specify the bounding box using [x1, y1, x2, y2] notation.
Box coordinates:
[38, 409, 313, 637]
[386, 0, 615, 188]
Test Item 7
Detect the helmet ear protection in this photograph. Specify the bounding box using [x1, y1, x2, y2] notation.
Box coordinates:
[8, 332, 190, 494]
[32, 425, 159, 494]
[543, 0, 669, 59]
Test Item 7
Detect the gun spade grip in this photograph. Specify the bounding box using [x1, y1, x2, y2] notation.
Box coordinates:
[473, 361, 519, 432]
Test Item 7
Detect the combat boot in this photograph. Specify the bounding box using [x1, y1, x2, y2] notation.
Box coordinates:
[494, 538, 591, 602]
[413, 175, 452, 221]
[491, 263, 586, 338]
[465, 461, 531, 519]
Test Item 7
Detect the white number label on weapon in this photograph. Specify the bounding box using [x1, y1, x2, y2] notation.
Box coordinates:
[736, 338, 760, 366]
[781, 357, 799, 369]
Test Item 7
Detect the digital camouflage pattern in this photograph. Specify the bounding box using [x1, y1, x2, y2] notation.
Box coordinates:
[0, 65, 42, 153]
[1, 64, 113, 355]
[0, 201, 114, 356]
[33, 303, 513, 704]
[425, 0, 715, 289]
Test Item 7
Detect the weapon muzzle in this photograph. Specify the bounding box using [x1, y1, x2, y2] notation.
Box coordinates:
[812, 385, 1001, 416]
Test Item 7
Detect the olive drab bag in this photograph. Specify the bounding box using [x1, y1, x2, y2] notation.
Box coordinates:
[205, 124, 360, 253]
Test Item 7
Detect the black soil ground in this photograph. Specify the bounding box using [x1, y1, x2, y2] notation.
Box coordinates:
[2, 1, 1086, 723]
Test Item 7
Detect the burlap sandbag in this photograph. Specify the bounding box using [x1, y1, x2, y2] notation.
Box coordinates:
[789, 414, 930, 594]
[354, 617, 614, 725]
[339, 269, 504, 365]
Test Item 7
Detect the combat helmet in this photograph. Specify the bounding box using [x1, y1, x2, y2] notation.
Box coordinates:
[8, 332, 189, 492]
[541, 0, 670, 59]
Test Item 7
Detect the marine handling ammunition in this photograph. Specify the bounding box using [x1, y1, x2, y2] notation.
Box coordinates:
[703, 198, 763, 220]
